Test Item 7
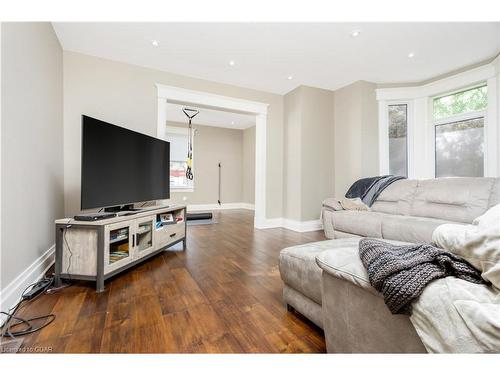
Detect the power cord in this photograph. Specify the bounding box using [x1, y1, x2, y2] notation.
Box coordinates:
[0, 277, 56, 339]
[62, 221, 73, 283]
[0, 220, 75, 340]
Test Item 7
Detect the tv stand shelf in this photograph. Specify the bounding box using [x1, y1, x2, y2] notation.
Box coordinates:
[54, 205, 186, 292]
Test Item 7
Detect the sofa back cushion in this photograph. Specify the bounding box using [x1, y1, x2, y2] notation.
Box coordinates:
[410, 177, 498, 223]
[371, 179, 418, 216]
[488, 178, 500, 207]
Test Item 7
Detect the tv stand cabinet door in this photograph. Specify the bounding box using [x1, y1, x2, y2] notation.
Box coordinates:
[104, 221, 135, 274]
[133, 215, 156, 259]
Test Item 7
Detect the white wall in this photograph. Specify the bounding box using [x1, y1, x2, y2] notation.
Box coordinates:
[300, 86, 335, 220]
[1, 23, 63, 287]
[63, 52, 282, 217]
[283, 86, 335, 221]
[242, 126, 256, 204]
[283, 87, 303, 220]
[334, 81, 379, 196]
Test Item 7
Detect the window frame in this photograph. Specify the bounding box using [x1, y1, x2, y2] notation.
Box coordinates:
[432, 84, 488, 122]
[166, 126, 194, 193]
[387, 102, 410, 177]
[431, 84, 487, 178]
[376, 57, 499, 180]
[379, 100, 413, 177]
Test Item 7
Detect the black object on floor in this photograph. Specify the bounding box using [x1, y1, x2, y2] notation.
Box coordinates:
[187, 212, 213, 221]
[187, 218, 218, 226]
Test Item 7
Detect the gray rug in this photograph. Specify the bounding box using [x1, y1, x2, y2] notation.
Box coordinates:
[187, 218, 218, 226]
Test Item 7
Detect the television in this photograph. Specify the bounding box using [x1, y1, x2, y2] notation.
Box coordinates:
[81, 115, 170, 211]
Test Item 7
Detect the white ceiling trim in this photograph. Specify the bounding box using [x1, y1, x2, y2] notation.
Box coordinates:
[157, 84, 268, 115]
[376, 57, 499, 100]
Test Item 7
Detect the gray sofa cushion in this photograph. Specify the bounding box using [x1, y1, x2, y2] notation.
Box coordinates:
[325, 209, 460, 243]
[323, 177, 500, 242]
[489, 179, 500, 207]
[279, 242, 326, 305]
[410, 178, 497, 223]
[371, 179, 418, 216]
[315, 239, 374, 294]
[315, 238, 408, 295]
[381, 215, 457, 244]
[279, 238, 369, 305]
[328, 210, 385, 238]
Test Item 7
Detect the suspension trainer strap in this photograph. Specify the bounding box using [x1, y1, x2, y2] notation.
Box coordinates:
[182, 108, 198, 180]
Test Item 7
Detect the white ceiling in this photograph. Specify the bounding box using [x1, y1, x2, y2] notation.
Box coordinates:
[53, 22, 500, 94]
[166, 102, 255, 129]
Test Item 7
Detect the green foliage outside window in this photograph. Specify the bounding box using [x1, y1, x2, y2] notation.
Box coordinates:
[433, 85, 488, 120]
[388, 104, 407, 138]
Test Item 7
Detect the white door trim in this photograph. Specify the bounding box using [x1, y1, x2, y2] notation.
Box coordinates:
[156, 84, 269, 228]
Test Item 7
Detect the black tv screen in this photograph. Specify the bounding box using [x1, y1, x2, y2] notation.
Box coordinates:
[81, 115, 170, 210]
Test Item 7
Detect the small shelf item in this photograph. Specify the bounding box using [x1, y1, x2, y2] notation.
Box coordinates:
[160, 213, 175, 224]
[109, 227, 130, 263]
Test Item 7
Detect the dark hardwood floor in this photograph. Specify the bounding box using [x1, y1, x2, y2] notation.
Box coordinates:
[5, 210, 327, 353]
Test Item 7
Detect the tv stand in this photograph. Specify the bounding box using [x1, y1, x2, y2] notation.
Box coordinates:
[54, 205, 186, 292]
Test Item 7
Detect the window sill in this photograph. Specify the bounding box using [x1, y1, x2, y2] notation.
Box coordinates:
[171, 188, 194, 193]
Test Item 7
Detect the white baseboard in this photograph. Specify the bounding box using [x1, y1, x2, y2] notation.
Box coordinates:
[255, 217, 323, 232]
[254, 217, 284, 229]
[239, 202, 256, 210]
[187, 202, 255, 212]
[0, 245, 55, 317]
[187, 204, 321, 232]
[283, 219, 323, 232]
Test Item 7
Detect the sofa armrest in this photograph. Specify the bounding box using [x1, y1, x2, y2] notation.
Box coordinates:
[315, 246, 378, 296]
[320, 270, 427, 353]
[315, 238, 412, 295]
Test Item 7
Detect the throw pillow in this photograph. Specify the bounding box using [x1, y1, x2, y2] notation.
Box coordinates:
[432, 204, 500, 290]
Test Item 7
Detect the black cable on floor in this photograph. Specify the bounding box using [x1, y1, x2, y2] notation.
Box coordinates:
[0, 277, 56, 339]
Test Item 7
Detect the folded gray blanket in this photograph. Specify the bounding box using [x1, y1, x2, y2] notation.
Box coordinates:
[345, 175, 405, 207]
[358, 238, 486, 314]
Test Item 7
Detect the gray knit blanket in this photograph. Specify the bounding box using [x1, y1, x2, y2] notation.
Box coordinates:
[358, 238, 486, 314]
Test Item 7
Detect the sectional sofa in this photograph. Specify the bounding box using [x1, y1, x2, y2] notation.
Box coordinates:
[279, 177, 500, 352]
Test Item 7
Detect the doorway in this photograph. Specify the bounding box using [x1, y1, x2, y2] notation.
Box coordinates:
[156, 85, 268, 228]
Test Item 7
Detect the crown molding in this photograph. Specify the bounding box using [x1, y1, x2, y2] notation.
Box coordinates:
[376, 60, 499, 101]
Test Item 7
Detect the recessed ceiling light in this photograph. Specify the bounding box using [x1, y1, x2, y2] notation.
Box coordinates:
[231, 121, 235, 125]
[287, 76, 293, 80]
[151, 40, 159, 47]
[408, 52, 415, 58]
[229, 60, 235, 66]
[350, 30, 361, 37]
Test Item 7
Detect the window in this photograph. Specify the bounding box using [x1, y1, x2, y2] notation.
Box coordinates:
[388, 104, 408, 177]
[166, 127, 193, 191]
[433, 86, 487, 178]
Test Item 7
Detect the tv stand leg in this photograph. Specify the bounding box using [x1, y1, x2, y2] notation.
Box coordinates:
[54, 225, 63, 288]
[96, 228, 105, 293]
[96, 278, 105, 293]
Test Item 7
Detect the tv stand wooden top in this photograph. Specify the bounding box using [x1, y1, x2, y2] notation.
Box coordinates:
[55, 204, 186, 226]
